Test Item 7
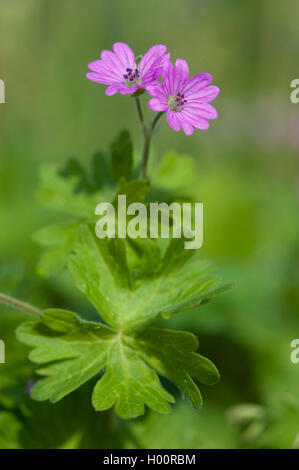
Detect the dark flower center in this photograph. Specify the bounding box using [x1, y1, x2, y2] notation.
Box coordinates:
[167, 92, 187, 111]
[123, 68, 141, 87]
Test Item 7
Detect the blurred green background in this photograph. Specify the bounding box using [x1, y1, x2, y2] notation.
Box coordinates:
[1, 0, 299, 449]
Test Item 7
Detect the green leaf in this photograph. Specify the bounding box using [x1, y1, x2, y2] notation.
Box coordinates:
[110, 130, 133, 181]
[68, 225, 230, 331]
[92, 338, 174, 418]
[37, 163, 101, 218]
[16, 309, 218, 419]
[0, 312, 35, 408]
[59, 158, 94, 194]
[32, 222, 81, 277]
[17, 310, 114, 403]
[0, 383, 128, 449]
[34, 154, 146, 277]
[149, 151, 199, 200]
[114, 177, 150, 206]
[135, 328, 220, 409]
[92, 151, 114, 190]
[0, 260, 24, 295]
[0, 412, 21, 449]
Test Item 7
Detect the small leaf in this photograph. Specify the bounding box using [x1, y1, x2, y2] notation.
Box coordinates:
[92, 151, 114, 190]
[110, 130, 133, 181]
[0, 412, 21, 449]
[32, 222, 81, 277]
[0, 312, 35, 409]
[114, 177, 150, 206]
[37, 164, 100, 218]
[59, 158, 93, 194]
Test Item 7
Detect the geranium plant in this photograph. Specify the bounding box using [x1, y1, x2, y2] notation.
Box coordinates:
[0, 43, 230, 420]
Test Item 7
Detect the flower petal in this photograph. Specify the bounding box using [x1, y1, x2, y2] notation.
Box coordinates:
[148, 98, 168, 112]
[173, 59, 189, 92]
[189, 85, 220, 102]
[179, 108, 210, 130]
[100, 50, 124, 73]
[166, 109, 181, 131]
[139, 45, 167, 76]
[105, 84, 122, 96]
[162, 61, 175, 95]
[88, 60, 123, 82]
[195, 119, 210, 130]
[86, 72, 117, 85]
[146, 84, 167, 100]
[184, 102, 218, 119]
[113, 42, 135, 69]
[181, 121, 194, 135]
[184, 73, 213, 97]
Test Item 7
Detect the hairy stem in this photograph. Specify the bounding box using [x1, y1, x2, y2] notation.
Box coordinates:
[135, 97, 164, 180]
[0, 293, 42, 316]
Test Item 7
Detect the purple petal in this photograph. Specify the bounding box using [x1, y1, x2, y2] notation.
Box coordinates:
[139, 45, 167, 76]
[173, 59, 189, 92]
[112, 42, 135, 69]
[87, 72, 117, 85]
[166, 109, 181, 131]
[196, 119, 210, 129]
[117, 84, 139, 95]
[105, 84, 123, 96]
[178, 109, 200, 128]
[87, 60, 122, 82]
[184, 102, 218, 119]
[181, 121, 194, 135]
[148, 98, 168, 112]
[146, 84, 167, 100]
[100, 50, 124, 73]
[162, 61, 175, 96]
[158, 52, 171, 73]
[179, 109, 210, 130]
[189, 85, 220, 102]
[184, 73, 213, 97]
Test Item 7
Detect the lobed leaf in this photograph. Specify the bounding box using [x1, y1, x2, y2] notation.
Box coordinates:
[68, 225, 230, 330]
[16, 309, 219, 419]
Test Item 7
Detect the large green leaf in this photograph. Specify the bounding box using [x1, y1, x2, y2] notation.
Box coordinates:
[68, 225, 231, 331]
[16, 309, 219, 419]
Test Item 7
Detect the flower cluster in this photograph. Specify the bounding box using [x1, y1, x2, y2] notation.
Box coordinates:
[87, 42, 219, 136]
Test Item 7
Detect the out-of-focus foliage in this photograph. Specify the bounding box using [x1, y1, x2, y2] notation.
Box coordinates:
[1, 0, 299, 449]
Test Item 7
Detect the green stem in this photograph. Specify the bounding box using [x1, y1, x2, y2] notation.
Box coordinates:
[135, 96, 147, 137]
[0, 293, 42, 316]
[135, 97, 164, 180]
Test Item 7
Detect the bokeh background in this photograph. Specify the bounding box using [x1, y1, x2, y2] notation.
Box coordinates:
[1, 0, 299, 448]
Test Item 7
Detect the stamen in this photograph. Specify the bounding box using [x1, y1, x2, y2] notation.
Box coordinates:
[167, 92, 187, 111]
[123, 66, 141, 87]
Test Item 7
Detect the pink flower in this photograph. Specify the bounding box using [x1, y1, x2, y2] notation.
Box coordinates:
[146, 59, 220, 135]
[87, 42, 170, 96]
